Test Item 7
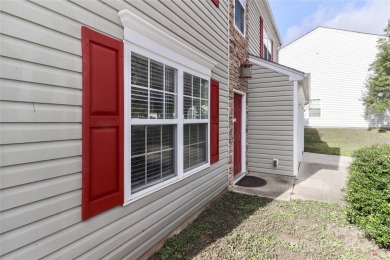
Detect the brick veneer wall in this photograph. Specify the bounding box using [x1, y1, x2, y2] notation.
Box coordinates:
[228, 0, 250, 186]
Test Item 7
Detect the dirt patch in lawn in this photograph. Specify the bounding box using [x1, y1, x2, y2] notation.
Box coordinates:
[150, 192, 389, 260]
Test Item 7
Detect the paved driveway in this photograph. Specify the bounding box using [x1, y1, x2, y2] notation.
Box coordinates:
[233, 152, 352, 203]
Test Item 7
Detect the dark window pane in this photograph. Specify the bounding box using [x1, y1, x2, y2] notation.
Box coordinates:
[131, 155, 145, 190]
[131, 53, 148, 87]
[150, 60, 163, 91]
[131, 125, 145, 155]
[190, 144, 198, 166]
[147, 153, 161, 183]
[193, 99, 201, 119]
[165, 93, 176, 119]
[162, 150, 174, 178]
[193, 76, 200, 98]
[201, 99, 208, 119]
[162, 125, 174, 149]
[165, 66, 176, 93]
[190, 124, 198, 144]
[201, 79, 208, 99]
[150, 90, 163, 119]
[184, 124, 189, 146]
[184, 124, 208, 171]
[147, 126, 161, 153]
[183, 145, 190, 170]
[235, 0, 245, 33]
[198, 142, 206, 164]
[131, 125, 176, 193]
[184, 97, 193, 119]
[131, 87, 148, 118]
[199, 124, 206, 142]
[184, 73, 192, 96]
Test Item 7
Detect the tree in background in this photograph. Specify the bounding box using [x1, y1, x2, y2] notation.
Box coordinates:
[363, 20, 390, 116]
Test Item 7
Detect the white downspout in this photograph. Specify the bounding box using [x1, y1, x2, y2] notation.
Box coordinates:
[293, 81, 299, 177]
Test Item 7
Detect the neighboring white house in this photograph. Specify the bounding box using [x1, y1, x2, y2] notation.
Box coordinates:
[280, 27, 388, 128]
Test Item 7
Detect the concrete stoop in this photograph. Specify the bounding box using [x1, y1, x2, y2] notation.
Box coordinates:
[233, 152, 352, 204]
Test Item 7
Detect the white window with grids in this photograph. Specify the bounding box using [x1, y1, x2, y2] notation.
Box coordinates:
[263, 27, 272, 61]
[309, 99, 321, 117]
[234, 0, 246, 34]
[183, 73, 209, 172]
[120, 9, 216, 203]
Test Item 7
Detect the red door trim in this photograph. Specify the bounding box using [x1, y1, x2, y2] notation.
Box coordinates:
[234, 93, 242, 175]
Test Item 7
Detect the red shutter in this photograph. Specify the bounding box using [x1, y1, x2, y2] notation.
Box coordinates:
[210, 79, 219, 164]
[212, 0, 219, 8]
[260, 17, 264, 58]
[82, 27, 124, 220]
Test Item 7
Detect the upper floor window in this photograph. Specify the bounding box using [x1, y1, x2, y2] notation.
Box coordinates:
[235, 0, 245, 34]
[309, 99, 321, 117]
[263, 27, 272, 61]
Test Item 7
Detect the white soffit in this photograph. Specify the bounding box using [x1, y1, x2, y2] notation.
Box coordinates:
[118, 10, 217, 71]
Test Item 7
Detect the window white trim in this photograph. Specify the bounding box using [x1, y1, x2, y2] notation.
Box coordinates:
[234, 0, 246, 36]
[308, 98, 321, 118]
[120, 12, 214, 203]
[118, 10, 217, 73]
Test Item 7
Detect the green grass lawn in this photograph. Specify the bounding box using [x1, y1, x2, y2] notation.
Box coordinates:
[304, 128, 390, 156]
[151, 192, 389, 260]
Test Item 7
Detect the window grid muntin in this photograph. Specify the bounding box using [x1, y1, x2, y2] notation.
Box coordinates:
[131, 52, 177, 119]
[235, 0, 245, 34]
[131, 125, 176, 193]
[183, 73, 208, 120]
[309, 99, 321, 117]
[128, 47, 210, 200]
[263, 26, 272, 61]
[183, 123, 207, 172]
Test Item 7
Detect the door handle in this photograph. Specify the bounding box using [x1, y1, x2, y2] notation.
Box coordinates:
[233, 118, 237, 123]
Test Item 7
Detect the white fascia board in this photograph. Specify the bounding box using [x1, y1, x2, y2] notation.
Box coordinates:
[303, 73, 311, 105]
[118, 10, 217, 74]
[249, 55, 305, 81]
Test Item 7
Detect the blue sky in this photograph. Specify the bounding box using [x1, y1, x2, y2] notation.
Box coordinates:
[268, 0, 390, 45]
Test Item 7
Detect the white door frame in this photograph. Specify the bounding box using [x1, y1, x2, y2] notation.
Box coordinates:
[233, 89, 247, 184]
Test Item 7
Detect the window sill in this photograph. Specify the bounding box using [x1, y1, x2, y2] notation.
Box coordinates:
[123, 163, 210, 206]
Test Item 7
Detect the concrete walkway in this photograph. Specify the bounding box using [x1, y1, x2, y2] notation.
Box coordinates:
[233, 152, 352, 203]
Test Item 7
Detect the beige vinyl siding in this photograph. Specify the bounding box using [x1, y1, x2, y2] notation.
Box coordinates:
[0, 0, 229, 258]
[248, 0, 260, 56]
[247, 66, 295, 176]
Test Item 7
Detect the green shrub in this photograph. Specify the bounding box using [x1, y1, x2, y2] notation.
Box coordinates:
[345, 145, 390, 248]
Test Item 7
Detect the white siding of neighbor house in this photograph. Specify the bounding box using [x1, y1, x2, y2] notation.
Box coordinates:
[248, 0, 281, 60]
[280, 27, 388, 128]
[247, 66, 295, 176]
[0, 0, 229, 258]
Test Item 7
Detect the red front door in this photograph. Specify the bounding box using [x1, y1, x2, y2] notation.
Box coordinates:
[234, 93, 242, 175]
